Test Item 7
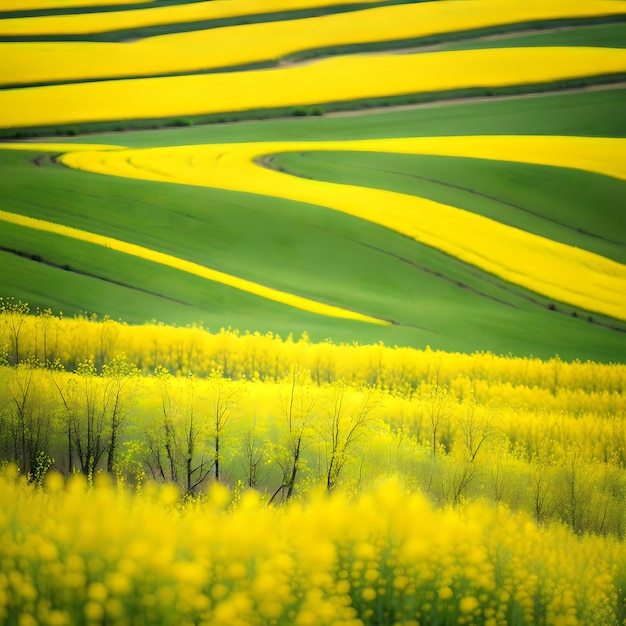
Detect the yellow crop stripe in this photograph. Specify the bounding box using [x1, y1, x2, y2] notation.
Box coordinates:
[0, 208, 388, 326]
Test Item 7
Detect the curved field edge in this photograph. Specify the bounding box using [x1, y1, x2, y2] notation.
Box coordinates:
[0, 208, 386, 326]
[3, 92, 626, 360]
[2, 79, 625, 140]
[57, 136, 626, 322]
[3, 6, 626, 84]
[0, 0, 622, 43]
[4, 22, 626, 91]
[4, 212, 624, 362]
[3, 79, 625, 141]
[268, 151, 626, 265]
[1, 47, 625, 133]
[0, 226, 398, 345]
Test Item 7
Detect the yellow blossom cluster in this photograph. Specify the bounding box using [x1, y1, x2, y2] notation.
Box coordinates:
[0, 470, 623, 626]
[0, 315, 624, 534]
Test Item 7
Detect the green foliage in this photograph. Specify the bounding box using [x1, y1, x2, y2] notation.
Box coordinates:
[1, 349, 624, 536]
[27, 450, 54, 486]
[169, 117, 194, 127]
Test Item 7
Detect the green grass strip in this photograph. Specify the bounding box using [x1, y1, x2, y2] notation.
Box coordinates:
[432, 22, 626, 52]
[2, 74, 625, 140]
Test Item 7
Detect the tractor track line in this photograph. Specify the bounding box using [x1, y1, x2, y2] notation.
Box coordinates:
[0, 244, 195, 307]
[343, 160, 626, 247]
[264, 158, 626, 333]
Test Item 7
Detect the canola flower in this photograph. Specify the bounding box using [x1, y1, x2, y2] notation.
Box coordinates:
[59, 136, 626, 321]
[3, 0, 626, 85]
[0, 208, 385, 325]
[0, 469, 624, 626]
[1, 46, 626, 128]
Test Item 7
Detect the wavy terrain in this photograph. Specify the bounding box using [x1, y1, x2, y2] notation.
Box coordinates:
[0, 0, 625, 360]
[57, 136, 626, 320]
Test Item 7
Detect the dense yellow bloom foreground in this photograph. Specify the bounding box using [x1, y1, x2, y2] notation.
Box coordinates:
[60, 136, 626, 321]
[3, 0, 626, 84]
[1, 470, 624, 626]
[2, 46, 625, 128]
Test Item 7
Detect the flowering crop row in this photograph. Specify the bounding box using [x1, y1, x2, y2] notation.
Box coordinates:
[0, 208, 384, 325]
[2, 306, 624, 391]
[1, 0, 148, 12]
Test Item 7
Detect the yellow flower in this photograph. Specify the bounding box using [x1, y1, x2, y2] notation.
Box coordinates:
[362, 587, 377, 602]
[460, 596, 479, 614]
[439, 586, 454, 600]
[84, 602, 104, 622]
[87, 582, 108, 603]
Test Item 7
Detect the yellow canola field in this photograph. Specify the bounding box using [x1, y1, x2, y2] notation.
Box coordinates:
[0, 208, 386, 325]
[61, 136, 626, 322]
[3, 0, 626, 85]
[2, 47, 625, 129]
[0, 0, 382, 36]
